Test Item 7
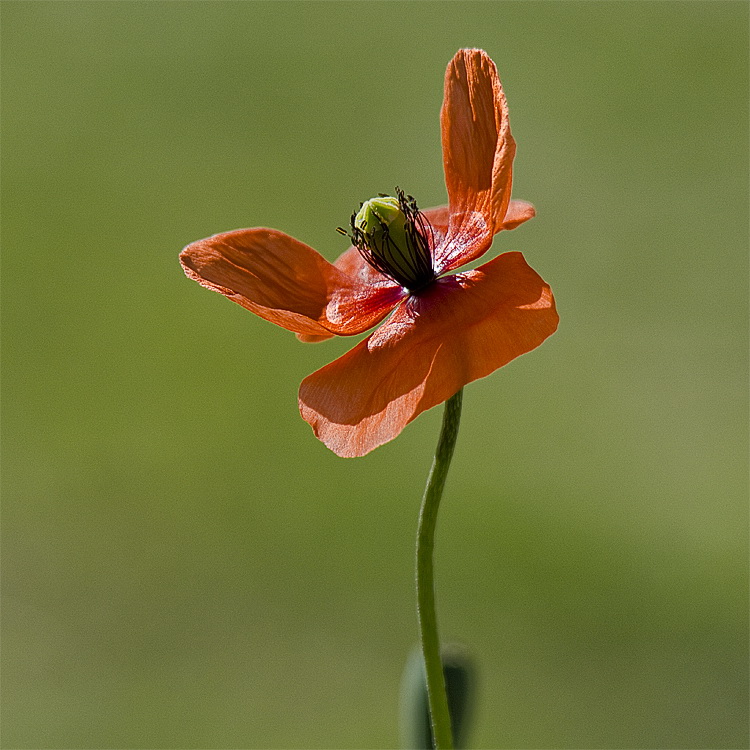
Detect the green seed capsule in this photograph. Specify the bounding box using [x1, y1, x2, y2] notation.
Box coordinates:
[349, 190, 435, 292]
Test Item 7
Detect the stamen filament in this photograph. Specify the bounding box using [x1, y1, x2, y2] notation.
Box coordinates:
[347, 188, 435, 292]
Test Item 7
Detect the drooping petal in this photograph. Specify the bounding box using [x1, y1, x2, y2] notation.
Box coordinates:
[299, 251, 558, 457]
[438, 48, 517, 274]
[180, 228, 404, 337]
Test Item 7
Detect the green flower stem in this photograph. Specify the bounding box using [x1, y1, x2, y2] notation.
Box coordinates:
[416, 388, 463, 750]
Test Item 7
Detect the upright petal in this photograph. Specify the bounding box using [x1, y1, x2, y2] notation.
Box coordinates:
[438, 49, 517, 274]
[180, 228, 404, 337]
[299, 252, 558, 457]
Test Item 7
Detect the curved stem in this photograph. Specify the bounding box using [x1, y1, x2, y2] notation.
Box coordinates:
[416, 388, 463, 749]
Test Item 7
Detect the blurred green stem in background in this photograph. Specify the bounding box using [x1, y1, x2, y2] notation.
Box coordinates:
[415, 388, 463, 749]
[400, 644, 475, 750]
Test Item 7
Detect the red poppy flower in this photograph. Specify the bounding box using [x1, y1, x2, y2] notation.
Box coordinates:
[180, 48, 558, 457]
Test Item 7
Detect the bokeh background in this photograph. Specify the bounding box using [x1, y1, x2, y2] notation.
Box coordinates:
[2, 2, 747, 748]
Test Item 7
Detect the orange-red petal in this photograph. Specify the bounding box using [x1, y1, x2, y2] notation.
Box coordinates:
[295, 332, 336, 343]
[428, 200, 534, 248]
[298, 251, 558, 457]
[500, 199, 536, 230]
[332, 241, 397, 289]
[180, 228, 404, 337]
[438, 49, 517, 274]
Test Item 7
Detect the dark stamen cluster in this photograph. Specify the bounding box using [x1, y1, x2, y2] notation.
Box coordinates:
[339, 188, 436, 293]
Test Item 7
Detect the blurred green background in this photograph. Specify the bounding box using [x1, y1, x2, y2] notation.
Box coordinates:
[2, 2, 747, 748]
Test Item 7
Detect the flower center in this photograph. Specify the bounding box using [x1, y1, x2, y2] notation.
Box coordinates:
[340, 188, 435, 292]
